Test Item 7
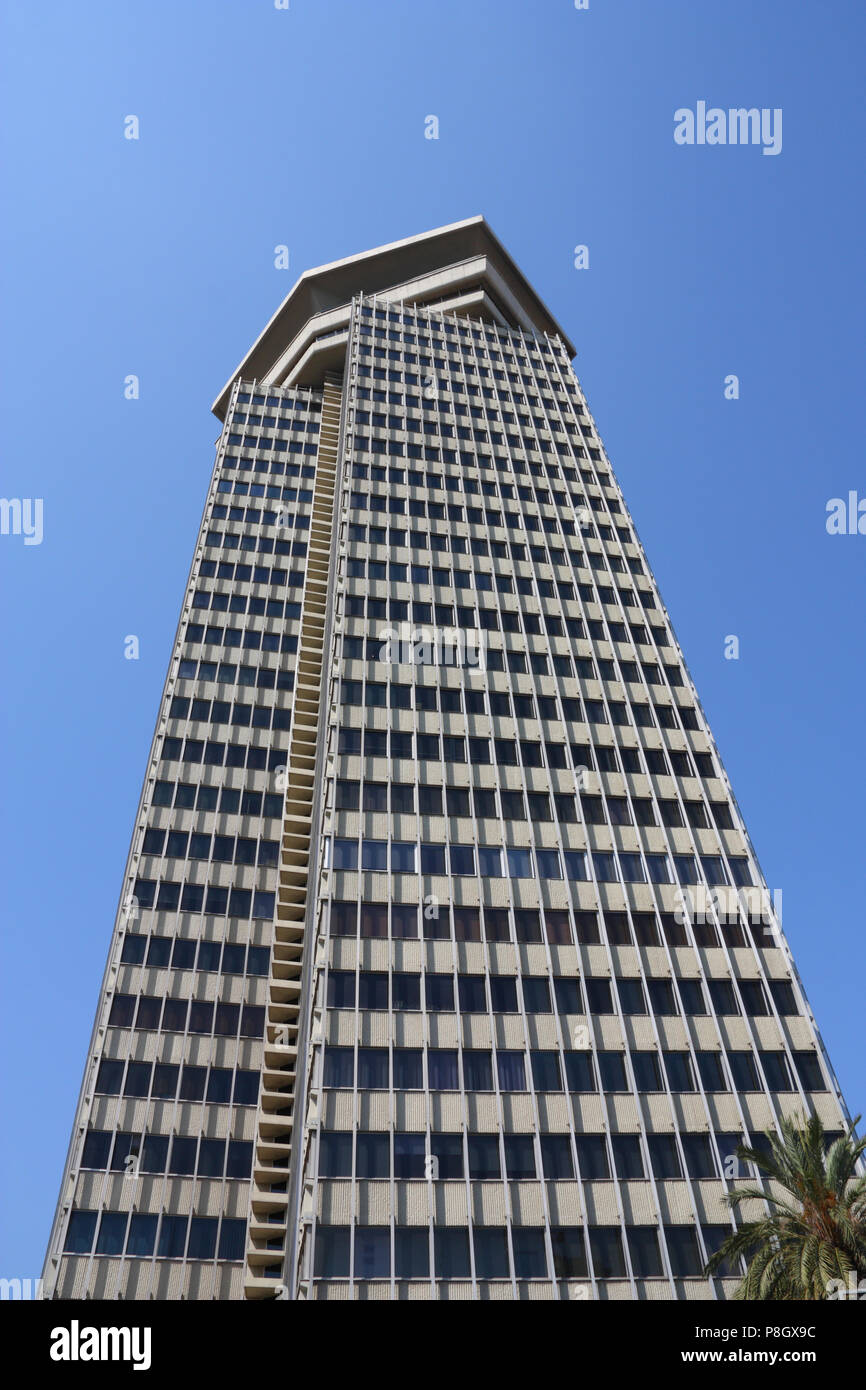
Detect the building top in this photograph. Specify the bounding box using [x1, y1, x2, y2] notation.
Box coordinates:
[212, 216, 576, 417]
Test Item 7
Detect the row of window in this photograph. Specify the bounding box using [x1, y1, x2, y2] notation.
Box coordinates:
[222, 448, 318, 474]
[355, 354, 593, 413]
[343, 554, 644, 592]
[108, 994, 266, 1038]
[176, 657, 295, 690]
[335, 728, 712, 779]
[167, 696, 292, 731]
[326, 837, 749, 890]
[237, 388, 318, 412]
[160, 738, 285, 773]
[326, 901, 774, 950]
[345, 518, 623, 554]
[133, 879, 274, 921]
[80, 1130, 252, 1180]
[227, 428, 318, 448]
[223, 439, 318, 467]
[325, 969, 798, 1020]
[152, 779, 283, 818]
[316, 1129, 745, 1184]
[335, 780, 724, 829]
[340, 683, 696, 732]
[95, 1057, 260, 1104]
[205, 529, 308, 555]
[322, 1046, 824, 1095]
[347, 491, 591, 534]
[351, 427, 581, 467]
[346, 464, 593, 509]
[216, 478, 313, 502]
[64, 1209, 246, 1262]
[121, 934, 269, 976]
[184, 618, 301, 649]
[340, 523, 636, 578]
[343, 500, 622, 554]
[312, 1223, 726, 1282]
[349, 425, 605, 484]
[191, 563, 302, 597]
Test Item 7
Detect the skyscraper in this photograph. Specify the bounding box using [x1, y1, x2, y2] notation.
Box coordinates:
[43, 218, 854, 1302]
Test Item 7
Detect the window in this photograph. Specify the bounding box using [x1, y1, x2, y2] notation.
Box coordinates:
[727, 1051, 760, 1091]
[512, 1228, 547, 1278]
[551, 1227, 588, 1278]
[648, 1135, 682, 1180]
[468, 1136, 501, 1180]
[434, 1228, 471, 1279]
[574, 1135, 609, 1180]
[428, 1050, 459, 1090]
[395, 1228, 429, 1277]
[617, 978, 646, 1015]
[449, 844, 476, 876]
[632, 1052, 663, 1092]
[394, 1049, 423, 1089]
[612, 1135, 644, 1180]
[540, 1135, 574, 1179]
[358, 1048, 389, 1089]
[504, 1136, 536, 1179]
[315, 1227, 350, 1278]
[463, 1050, 493, 1090]
[681, 1134, 716, 1179]
[793, 1051, 826, 1091]
[597, 1052, 627, 1091]
[695, 1051, 727, 1092]
[589, 1227, 626, 1278]
[759, 1051, 794, 1092]
[530, 1051, 562, 1092]
[663, 1051, 695, 1092]
[627, 1227, 663, 1277]
[359, 972, 389, 1011]
[356, 1133, 389, 1179]
[497, 1051, 527, 1092]
[664, 1226, 703, 1277]
[323, 1047, 354, 1088]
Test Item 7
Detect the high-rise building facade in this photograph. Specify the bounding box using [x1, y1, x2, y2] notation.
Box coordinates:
[43, 219, 854, 1302]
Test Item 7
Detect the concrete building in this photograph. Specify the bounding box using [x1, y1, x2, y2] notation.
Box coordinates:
[43, 218, 854, 1301]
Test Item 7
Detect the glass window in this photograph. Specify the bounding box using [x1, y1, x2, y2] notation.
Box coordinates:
[95, 1212, 127, 1256]
[497, 1051, 527, 1092]
[504, 1136, 536, 1179]
[468, 1136, 501, 1180]
[628, 1226, 663, 1277]
[589, 1226, 627, 1278]
[323, 1046, 354, 1088]
[394, 1049, 423, 1089]
[358, 1048, 389, 1089]
[540, 1135, 574, 1179]
[530, 1051, 562, 1092]
[664, 1226, 703, 1277]
[428, 1050, 459, 1090]
[356, 1133, 390, 1178]
[551, 1227, 587, 1279]
[612, 1135, 644, 1180]
[314, 1227, 350, 1278]
[391, 841, 416, 873]
[434, 1228, 471, 1279]
[473, 1228, 509, 1278]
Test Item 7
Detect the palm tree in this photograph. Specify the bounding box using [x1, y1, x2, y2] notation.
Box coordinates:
[704, 1112, 866, 1299]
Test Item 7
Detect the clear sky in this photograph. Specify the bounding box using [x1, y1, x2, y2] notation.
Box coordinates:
[1, 0, 863, 1281]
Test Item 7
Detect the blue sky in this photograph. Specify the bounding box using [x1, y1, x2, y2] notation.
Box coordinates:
[1, 0, 864, 1279]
